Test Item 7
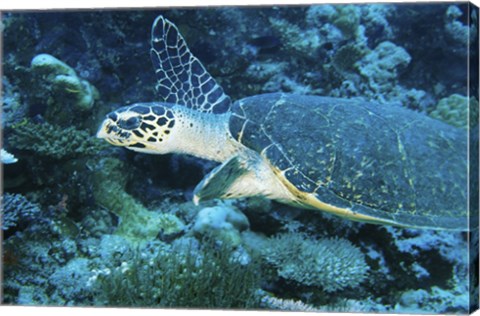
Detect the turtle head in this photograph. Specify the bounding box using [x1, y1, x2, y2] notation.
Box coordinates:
[97, 102, 177, 154]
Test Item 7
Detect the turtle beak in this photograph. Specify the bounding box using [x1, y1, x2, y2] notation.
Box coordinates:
[97, 118, 123, 146]
[96, 119, 110, 139]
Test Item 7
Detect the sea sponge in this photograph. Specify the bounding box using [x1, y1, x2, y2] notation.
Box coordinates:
[263, 232, 369, 292]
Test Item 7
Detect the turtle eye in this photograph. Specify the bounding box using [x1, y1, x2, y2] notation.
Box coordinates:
[107, 112, 118, 121]
[118, 116, 141, 130]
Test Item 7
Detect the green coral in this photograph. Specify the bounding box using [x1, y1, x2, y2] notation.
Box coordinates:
[332, 5, 361, 39]
[9, 120, 107, 159]
[357, 41, 411, 95]
[94, 240, 260, 308]
[429, 94, 477, 129]
[263, 233, 369, 292]
[31, 54, 99, 112]
[91, 157, 184, 243]
[29, 54, 99, 127]
[269, 17, 320, 59]
[332, 43, 368, 73]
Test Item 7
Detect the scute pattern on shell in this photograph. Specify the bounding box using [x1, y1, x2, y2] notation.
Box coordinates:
[229, 93, 468, 230]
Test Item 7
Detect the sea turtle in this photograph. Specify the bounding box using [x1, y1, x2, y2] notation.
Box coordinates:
[97, 16, 468, 230]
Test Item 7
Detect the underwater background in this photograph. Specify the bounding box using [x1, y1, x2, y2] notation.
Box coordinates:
[1, 3, 479, 313]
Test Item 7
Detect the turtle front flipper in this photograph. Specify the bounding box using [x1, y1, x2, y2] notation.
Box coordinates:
[193, 151, 297, 205]
[150, 16, 231, 114]
[193, 155, 248, 204]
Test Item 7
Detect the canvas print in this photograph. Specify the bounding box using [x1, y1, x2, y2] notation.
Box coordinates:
[1, 2, 479, 313]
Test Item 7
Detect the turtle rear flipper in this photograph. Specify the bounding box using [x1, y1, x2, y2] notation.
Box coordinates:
[150, 16, 231, 114]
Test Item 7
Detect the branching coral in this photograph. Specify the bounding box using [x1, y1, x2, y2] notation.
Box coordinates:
[9, 120, 107, 159]
[260, 294, 322, 312]
[1, 193, 41, 230]
[263, 233, 369, 292]
[94, 239, 260, 308]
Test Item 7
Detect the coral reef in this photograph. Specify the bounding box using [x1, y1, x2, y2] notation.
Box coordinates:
[357, 41, 411, 100]
[192, 204, 249, 246]
[262, 233, 369, 292]
[1, 77, 27, 129]
[268, 17, 322, 60]
[30, 54, 99, 115]
[9, 120, 106, 159]
[90, 157, 185, 243]
[47, 258, 93, 305]
[429, 94, 473, 128]
[93, 238, 260, 308]
[24, 53, 101, 129]
[331, 5, 361, 39]
[394, 286, 469, 313]
[1, 193, 41, 231]
[260, 294, 322, 312]
[444, 5, 475, 57]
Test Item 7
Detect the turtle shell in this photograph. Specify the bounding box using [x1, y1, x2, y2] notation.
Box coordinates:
[229, 93, 468, 230]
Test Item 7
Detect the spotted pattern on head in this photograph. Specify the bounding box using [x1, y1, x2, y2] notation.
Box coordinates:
[150, 16, 231, 114]
[101, 103, 176, 149]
